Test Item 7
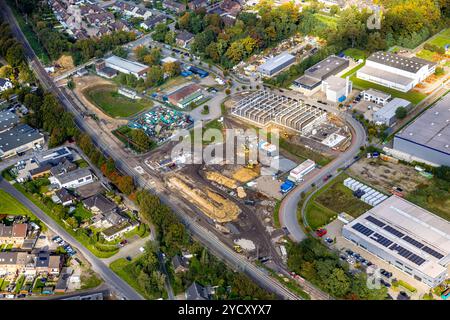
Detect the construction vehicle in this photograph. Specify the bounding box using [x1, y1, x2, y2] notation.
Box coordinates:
[246, 160, 255, 169]
[233, 245, 243, 253]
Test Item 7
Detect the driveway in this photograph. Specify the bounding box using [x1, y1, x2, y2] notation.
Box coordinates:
[102, 234, 153, 265]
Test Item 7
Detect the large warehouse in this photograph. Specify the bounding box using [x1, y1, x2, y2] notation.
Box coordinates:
[342, 196, 450, 288]
[393, 94, 450, 166]
[357, 52, 436, 92]
[373, 97, 411, 126]
[232, 90, 327, 134]
[293, 55, 349, 95]
[104, 55, 149, 79]
[0, 124, 44, 159]
[257, 52, 296, 77]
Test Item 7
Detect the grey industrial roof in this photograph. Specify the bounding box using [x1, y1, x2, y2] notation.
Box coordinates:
[357, 65, 414, 86]
[55, 168, 92, 185]
[0, 110, 19, 132]
[344, 196, 450, 277]
[395, 94, 450, 155]
[374, 98, 411, 119]
[0, 124, 43, 153]
[304, 55, 348, 80]
[105, 55, 149, 73]
[294, 74, 322, 87]
[258, 52, 295, 72]
[367, 51, 436, 73]
[363, 88, 391, 100]
[35, 146, 72, 164]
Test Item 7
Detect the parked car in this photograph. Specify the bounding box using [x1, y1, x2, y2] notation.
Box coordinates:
[126, 256, 132, 261]
[325, 237, 333, 244]
[316, 228, 327, 237]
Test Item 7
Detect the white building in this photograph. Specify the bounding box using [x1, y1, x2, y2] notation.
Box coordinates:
[118, 87, 140, 100]
[357, 52, 436, 92]
[104, 55, 149, 79]
[342, 196, 450, 288]
[321, 76, 352, 103]
[0, 78, 13, 92]
[49, 168, 94, 189]
[288, 159, 315, 182]
[362, 88, 391, 105]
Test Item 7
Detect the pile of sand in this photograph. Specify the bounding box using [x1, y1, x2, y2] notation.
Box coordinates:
[205, 171, 237, 189]
[236, 187, 246, 198]
[232, 167, 260, 183]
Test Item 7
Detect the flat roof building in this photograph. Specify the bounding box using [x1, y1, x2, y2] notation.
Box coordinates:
[373, 97, 411, 126]
[0, 124, 44, 159]
[342, 196, 450, 288]
[362, 88, 392, 105]
[321, 76, 352, 103]
[0, 110, 19, 133]
[357, 52, 436, 92]
[168, 84, 203, 108]
[104, 55, 149, 78]
[257, 52, 296, 77]
[394, 94, 450, 166]
[35, 147, 72, 166]
[293, 55, 349, 94]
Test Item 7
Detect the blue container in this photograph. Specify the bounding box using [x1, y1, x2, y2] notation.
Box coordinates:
[280, 180, 295, 193]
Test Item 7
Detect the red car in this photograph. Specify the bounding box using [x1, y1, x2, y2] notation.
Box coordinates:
[316, 228, 327, 237]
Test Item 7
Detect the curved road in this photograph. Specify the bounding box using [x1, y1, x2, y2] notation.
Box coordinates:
[279, 113, 367, 242]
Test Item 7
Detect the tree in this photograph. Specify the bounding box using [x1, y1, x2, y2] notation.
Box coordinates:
[146, 66, 164, 87]
[113, 46, 128, 58]
[134, 45, 149, 62]
[152, 23, 169, 42]
[162, 61, 181, 77]
[67, 79, 75, 90]
[130, 128, 154, 150]
[395, 106, 408, 119]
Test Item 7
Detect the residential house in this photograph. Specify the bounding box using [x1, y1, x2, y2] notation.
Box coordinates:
[101, 220, 138, 242]
[0, 78, 13, 92]
[52, 188, 76, 206]
[140, 14, 168, 31]
[35, 252, 62, 276]
[0, 223, 28, 247]
[175, 31, 194, 48]
[185, 282, 211, 300]
[163, 0, 186, 14]
[0, 252, 36, 276]
[50, 159, 77, 177]
[111, 1, 152, 20]
[188, 0, 208, 11]
[29, 164, 53, 180]
[49, 167, 94, 189]
[172, 255, 189, 273]
[83, 193, 128, 229]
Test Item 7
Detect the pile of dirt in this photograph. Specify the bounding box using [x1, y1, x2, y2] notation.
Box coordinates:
[232, 167, 260, 183]
[54, 55, 75, 75]
[205, 171, 237, 189]
[168, 176, 240, 223]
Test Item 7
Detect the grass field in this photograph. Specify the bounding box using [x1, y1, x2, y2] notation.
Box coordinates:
[416, 49, 439, 62]
[427, 28, 450, 48]
[305, 174, 371, 230]
[343, 48, 368, 61]
[0, 189, 33, 215]
[314, 14, 338, 28]
[110, 258, 151, 299]
[84, 85, 152, 118]
[279, 138, 332, 167]
[350, 75, 427, 105]
[340, 63, 365, 78]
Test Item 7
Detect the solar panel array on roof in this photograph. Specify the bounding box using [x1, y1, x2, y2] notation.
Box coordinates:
[365, 215, 385, 227]
[384, 225, 405, 238]
[422, 246, 444, 259]
[407, 253, 426, 266]
[402, 235, 424, 249]
[370, 233, 393, 247]
[352, 223, 374, 237]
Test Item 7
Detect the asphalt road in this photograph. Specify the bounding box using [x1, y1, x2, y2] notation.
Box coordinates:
[279, 113, 367, 242]
[1, 2, 300, 300]
[0, 177, 143, 300]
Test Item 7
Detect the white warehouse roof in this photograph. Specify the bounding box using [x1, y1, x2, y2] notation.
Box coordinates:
[258, 52, 295, 72]
[104, 55, 149, 74]
[374, 97, 411, 120]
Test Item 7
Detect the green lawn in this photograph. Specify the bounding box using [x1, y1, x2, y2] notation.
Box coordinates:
[80, 271, 102, 290]
[416, 49, 438, 62]
[304, 174, 372, 230]
[314, 13, 338, 28]
[343, 48, 368, 61]
[72, 203, 92, 224]
[279, 137, 332, 167]
[340, 63, 365, 78]
[350, 75, 427, 105]
[0, 189, 33, 215]
[110, 258, 151, 300]
[84, 85, 153, 118]
[428, 28, 450, 48]
[273, 200, 281, 228]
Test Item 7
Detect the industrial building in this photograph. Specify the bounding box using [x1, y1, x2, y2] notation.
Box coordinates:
[373, 98, 411, 126]
[232, 90, 327, 134]
[104, 55, 149, 78]
[342, 196, 450, 288]
[357, 52, 436, 92]
[0, 124, 44, 159]
[293, 55, 349, 95]
[257, 52, 296, 77]
[168, 84, 204, 108]
[0, 110, 19, 133]
[362, 88, 391, 105]
[288, 159, 316, 182]
[393, 94, 450, 166]
[321, 76, 352, 103]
